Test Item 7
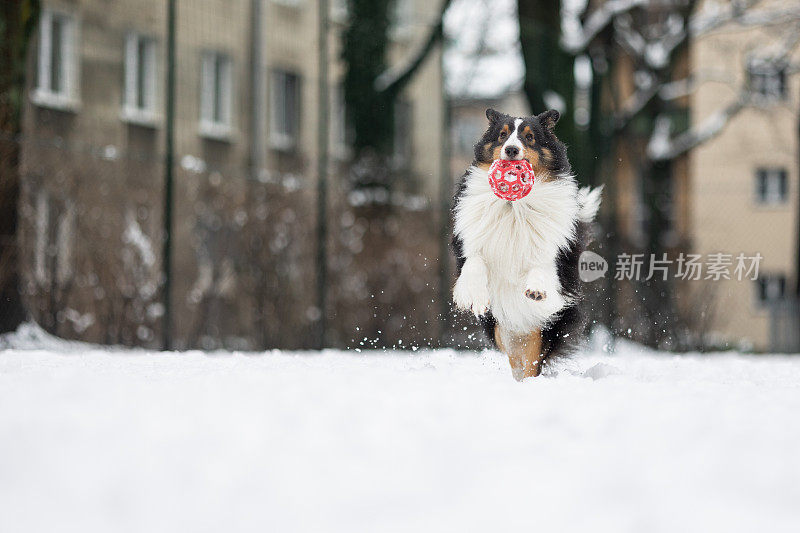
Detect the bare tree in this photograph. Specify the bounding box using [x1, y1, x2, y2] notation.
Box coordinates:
[529, 0, 800, 347]
[562, 0, 800, 172]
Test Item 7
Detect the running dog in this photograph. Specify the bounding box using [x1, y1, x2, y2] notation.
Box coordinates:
[451, 108, 602, 380]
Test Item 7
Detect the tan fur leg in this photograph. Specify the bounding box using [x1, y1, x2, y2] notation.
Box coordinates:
[494, 326, 544, 381]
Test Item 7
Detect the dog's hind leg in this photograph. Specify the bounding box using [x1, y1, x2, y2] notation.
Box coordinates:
[494, 326, 544, 381]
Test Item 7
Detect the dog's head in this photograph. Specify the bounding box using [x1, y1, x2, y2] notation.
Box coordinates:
[473, 108, 570, 179]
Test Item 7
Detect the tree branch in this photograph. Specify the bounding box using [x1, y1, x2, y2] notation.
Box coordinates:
[613, 9, 689, 71]
[650, 16, 800, 161]
[688, 0, 800, 36]
[374, 0, 453, 94]
[613, 80, 660, 132]
[561, 0, 648, 54]
[647, 97, 745, 161]
[657, 73, 739, 101]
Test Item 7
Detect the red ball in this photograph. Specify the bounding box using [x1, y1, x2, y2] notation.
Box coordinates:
[488, 159, 534, 201]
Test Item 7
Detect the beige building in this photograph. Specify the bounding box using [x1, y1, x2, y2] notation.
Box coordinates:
[25, 0, 444, 196]
[689, 0, 800, 350]
[19, 0, 448, 348]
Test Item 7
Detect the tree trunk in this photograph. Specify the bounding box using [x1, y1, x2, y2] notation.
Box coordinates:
[0, 140, 26, 332]
[0, 0, 40, 332]
[518, 0, 591, 182]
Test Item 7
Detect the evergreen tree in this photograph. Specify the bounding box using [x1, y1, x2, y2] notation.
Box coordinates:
[0, 0, 40, 332]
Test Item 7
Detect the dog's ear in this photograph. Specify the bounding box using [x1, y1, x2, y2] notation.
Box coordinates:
[486, 108, 502, 123]
[537, 109, 560, 132]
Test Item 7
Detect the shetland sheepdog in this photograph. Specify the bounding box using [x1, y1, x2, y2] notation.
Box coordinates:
[452, 108, 602, 380]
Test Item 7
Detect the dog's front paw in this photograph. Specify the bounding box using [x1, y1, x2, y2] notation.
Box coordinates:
[453, 275, 490, 317]
[525, 289, 547, 301]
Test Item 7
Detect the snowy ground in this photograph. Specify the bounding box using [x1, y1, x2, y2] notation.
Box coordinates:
[2, 325, 800, 533]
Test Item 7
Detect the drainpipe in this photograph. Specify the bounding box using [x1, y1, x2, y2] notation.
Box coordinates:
[438, 43, 451, 346]
[161, 0, 177, 350]
[315, 0, 330, 349]
[795, 93, 800, 348]
[249, 0, 265, 175]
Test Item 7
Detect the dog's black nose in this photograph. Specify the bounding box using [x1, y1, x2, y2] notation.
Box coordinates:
[504, 146, 520, 158]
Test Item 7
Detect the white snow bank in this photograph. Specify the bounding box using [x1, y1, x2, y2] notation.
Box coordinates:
[0, 321, 95, 351]
[1, 329, 799, 532]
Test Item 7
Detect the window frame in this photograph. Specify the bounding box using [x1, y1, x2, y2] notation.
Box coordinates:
[122, 32, 159, 126]
[199, 51, 234, 140]
[754, 167, 788, 206]
[389, 0, 414, 40]
[747, 59, 787, 101]
[330, 0, 349, 24]
[33, 8, 79, 111]
[272, 0, 305, 9]
[755, 274, 787, 307]
[392, 98, 413, 170]
[269, 69, 301, 151]
[331, 83, 353, 160]
[451, 114, 485, 157]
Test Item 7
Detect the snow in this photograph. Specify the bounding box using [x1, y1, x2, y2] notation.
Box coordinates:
[2, 325, 800, 532]
[561, 0, 648, 53]
[646, 114, 673, 160]
[123, 211, 156, 267]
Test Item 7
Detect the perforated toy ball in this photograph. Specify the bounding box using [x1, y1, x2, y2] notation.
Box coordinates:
[488, 159, 534, 201]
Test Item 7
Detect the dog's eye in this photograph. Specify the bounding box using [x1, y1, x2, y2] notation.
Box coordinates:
[498, 131, 507, 140]
[525, 133, 534, 142]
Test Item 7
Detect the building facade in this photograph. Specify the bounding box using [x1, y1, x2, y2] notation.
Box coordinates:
[689, 0, 800, 350]
[596, 0, 799, 351]
[19, 0, 449, 349]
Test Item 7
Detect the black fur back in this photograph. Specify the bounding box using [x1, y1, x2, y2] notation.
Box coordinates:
[540, 221, 590, 362]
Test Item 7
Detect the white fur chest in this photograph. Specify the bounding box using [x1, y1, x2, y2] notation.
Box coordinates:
[454, 166, 579, 273]
[453, 166, 580, 332]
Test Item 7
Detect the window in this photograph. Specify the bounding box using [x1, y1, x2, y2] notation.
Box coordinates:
[393, 99, 413, 169]
[200, 52, 233, 139]
[630, 175, 647, 247]
[332, 84, 354, 158]
[270, 70, 300, 151]
[390, 0, 413, 39]
[451, 115, 484, 156]
[748, 60, 786, 100]
[34, 9, 78, 109]
[629, 175, 676, 247]
[755, 168, 788, 205]
[123, 33, 157, 124]
[331, 0, 348, 22]
[756, 274, 786, 305]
